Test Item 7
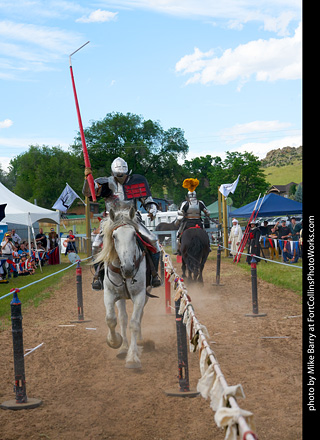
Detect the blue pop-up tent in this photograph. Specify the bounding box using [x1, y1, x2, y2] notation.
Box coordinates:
[229, 193, 302, 218]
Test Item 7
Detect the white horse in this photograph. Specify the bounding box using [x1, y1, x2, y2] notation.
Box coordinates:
[95, 207, 148, 369]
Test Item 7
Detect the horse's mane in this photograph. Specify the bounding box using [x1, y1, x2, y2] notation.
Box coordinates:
[94, 209, 139, 264]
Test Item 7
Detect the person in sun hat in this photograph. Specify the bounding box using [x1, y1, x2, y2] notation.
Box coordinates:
[228, 218, 243, 256]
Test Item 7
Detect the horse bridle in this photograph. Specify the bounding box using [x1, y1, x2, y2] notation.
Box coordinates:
[106, 224, 146, 288]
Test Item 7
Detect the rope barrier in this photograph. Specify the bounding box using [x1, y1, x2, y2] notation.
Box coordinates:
[214, 243, 302, 269]
[161, 250, 258, 440]
[0, 256, 92, 301]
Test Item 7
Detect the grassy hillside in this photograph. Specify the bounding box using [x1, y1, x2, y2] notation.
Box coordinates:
[262, 159, 302, 186]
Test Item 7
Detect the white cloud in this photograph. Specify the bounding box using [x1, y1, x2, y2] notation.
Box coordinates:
[0, 119, 13, 129]
[104, 0, 301, 35]
[0, 20, 84, 77]
[176, 22, 302, 86]
[234, 134, 302, 159]
[219, 120, 293, 144]
[186, 132, 302, 163]
[0, 156, 11, 171]
[76, 9, 118, 23]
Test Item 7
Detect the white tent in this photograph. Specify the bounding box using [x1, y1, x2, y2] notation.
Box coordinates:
[0, 182, 60, 225]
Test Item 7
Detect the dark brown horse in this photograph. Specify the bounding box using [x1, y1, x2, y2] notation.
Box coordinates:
[155, 221, 178, 243]
[180, 227, 210, 283]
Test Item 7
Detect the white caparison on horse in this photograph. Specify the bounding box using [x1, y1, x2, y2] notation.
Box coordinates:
[94, 207, 150, 369]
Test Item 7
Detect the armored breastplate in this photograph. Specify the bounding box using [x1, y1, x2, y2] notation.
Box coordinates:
[185, 201, 201, 218]
[105, 177, 135, 212]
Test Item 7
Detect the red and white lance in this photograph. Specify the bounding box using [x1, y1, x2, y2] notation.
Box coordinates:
[69, 42, 96, 202]
[234, 193, 266, 263]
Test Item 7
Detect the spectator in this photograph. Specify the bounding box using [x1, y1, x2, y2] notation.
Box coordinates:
[18, 254, 34, 275]
[282, 237, 299, 264]
[276, 220, 291, 240]
[268, 227, 279, 260]
[18, 243, 29, 256]
[91, 227, 98, 242]
[246, 221, 261, 265]
[228, 218, 243, 257]
[299, 221, 303, 258]
[11, 229, 21, 245]
[35, 228, 47, 250]
[289, 217, 302, 241]
[259, 220, 269, 236]
[48, 227, 60, 265]
[65, 230, 77, 256]
[1, 232, 17, 278]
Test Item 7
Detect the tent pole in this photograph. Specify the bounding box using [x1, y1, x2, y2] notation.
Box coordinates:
[57, 211, 61, 264]
[28, 226, 31, 258]
[218, 188, 222, 224]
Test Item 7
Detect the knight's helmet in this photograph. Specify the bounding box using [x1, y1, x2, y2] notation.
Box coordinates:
[111, 157, 128, 184]
[182, 178, 200, 203]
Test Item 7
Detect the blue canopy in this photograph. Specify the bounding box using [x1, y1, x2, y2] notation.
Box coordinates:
[229, 193, 302, 218]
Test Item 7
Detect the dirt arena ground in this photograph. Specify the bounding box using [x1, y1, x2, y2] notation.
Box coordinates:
[0, 256, 302, 440]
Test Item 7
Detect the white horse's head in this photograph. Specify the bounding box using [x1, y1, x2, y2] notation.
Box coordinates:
[96, 207, 140, 279]
[110, 208, 139, 279]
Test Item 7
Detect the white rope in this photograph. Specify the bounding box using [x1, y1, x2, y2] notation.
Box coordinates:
[0, 256, 93, 301]
[215, 243, 302, 269]
[161, 250, 257, 440]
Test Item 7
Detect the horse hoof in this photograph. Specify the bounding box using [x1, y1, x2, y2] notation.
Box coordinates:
[107, 333, 123, 349]
[125, 361, 141, 369]
[116, 347, 128, 359]
[137, 339, 155, 352]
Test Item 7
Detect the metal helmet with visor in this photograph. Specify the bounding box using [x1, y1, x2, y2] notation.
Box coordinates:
[111, 157, 128, 184]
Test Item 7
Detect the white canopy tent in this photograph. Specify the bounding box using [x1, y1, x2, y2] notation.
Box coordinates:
[0, 182, 60, 225]
[0, 182, 60, 262]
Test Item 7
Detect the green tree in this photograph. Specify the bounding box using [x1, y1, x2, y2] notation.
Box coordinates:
[294, 183, 302, 203]
[70, 112, 189, 201]
[183, 152, 269, 207]
[7, 145, 84, 208]
[220, 152, 270, 207]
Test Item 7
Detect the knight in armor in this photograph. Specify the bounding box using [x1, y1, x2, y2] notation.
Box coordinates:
[175, 178, 211, 254]
[83, 157, 161, 290]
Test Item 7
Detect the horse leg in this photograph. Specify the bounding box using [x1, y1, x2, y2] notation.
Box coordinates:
[181, 257, 186, 279]
[104, 292, 123, 349]
[198, 265, 204, 283]
[125, 293, 145, 369]
[115, 299, 129, 358]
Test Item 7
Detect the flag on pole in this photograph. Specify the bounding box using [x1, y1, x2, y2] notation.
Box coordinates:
[219, 175, 240, 197]
[52, 184, 80, 212]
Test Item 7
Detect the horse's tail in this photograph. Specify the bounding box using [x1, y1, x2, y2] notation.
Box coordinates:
[186, 236, 203, 272]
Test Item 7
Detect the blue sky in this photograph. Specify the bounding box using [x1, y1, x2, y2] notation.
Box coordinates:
[0, 1, 302, 172]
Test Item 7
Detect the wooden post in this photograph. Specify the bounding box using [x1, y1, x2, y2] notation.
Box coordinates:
[222, 193, 229, 257]
[85, 196, 91, 258]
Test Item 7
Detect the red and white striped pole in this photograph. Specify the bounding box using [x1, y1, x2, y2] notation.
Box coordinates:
[69, 42, 96, 202]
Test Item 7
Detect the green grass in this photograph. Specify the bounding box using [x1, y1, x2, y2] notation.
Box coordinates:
[0, 253, 88, 330]
[262, 159, 302, 185]
[222, 255, 303, 296]
[60, 220, 100, 235]
[167, 247, 302, 296]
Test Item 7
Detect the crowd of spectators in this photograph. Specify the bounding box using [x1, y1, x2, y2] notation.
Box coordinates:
[0, 227, 60, 283]
[258, 216, 302, 264]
